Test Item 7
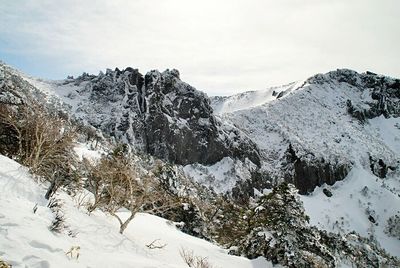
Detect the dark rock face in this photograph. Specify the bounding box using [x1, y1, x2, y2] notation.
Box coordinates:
[284, 144, 351, 194]
[231, 170, 273, 204]
[369, 215, 376, 224]
[143, 70, 260, 165]
[69, 68, 261, 166]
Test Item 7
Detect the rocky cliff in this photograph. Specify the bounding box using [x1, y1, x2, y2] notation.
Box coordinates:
[21, 66, 261, 167]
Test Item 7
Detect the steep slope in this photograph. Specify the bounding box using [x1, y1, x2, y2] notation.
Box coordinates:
[300, 167, 400, 258]
[0, 154, 272, 268]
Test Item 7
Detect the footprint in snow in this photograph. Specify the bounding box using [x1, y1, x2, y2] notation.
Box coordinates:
[22, 255, 41, 261]
[24, 259, 50, 268]
[23, 256, 51, 268]
[29, 240, 63, 253]
[1, 222, 18, 227]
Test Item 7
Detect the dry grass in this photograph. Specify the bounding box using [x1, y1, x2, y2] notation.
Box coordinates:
[179, 248, 214, 268]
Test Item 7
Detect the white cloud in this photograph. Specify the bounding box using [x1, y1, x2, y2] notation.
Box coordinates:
[0, 0, 399, 95]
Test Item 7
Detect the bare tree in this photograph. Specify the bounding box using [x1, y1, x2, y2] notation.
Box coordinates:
[0, 102, 77, 198]
[86, 152, 181, 234]
[0, 103, 76, 174]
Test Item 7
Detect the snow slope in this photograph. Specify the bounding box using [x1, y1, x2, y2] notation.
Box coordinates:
[300, 167, 400, 258]
[211, 81, 301, 114]
[0, 154, 272, 268]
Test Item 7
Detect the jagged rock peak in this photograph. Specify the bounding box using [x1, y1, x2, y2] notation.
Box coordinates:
[59, 66, 261, 167]
[309, 68, 400, 92]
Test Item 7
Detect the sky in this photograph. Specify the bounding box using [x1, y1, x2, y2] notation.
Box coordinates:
[0, 0, 399, 96]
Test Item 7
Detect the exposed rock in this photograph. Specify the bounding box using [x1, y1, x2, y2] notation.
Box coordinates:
[143, 69, 260, 166]
[276, 91, 285, 99]
[230, 169, 273, 204]
[368, 155, 397, 178]
[368, 215, 376, 224]
[284, 144, 351, 194]
[64, 68, 261, 166]
[311, 69, 400, 120]
[323, 188, 332, 197]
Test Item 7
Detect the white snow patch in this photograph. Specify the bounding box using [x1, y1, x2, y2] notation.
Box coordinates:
[183, 157, 255, 193]
[73, 143, 104, 162]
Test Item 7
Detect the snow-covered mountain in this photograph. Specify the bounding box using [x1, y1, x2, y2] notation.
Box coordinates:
[211, 81, 301, 114]
[211, 69, 400, 193]
[22, 67, 260, 167]
[1, 61, 400, 267]
[208, 69, 400, 257]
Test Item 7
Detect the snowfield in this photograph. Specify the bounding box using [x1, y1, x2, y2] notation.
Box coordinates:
[0, 154, 272, 268]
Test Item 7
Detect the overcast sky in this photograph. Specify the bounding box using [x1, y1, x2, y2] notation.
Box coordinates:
[1, 0, 399, 95]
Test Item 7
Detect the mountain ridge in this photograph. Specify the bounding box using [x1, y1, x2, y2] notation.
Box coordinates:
[1, 61, 400, 266]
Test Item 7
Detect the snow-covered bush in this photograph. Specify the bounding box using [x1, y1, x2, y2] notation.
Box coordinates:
[213, 183, 400, 268]
[385, 214, 400, 239]
[47, 197, 68, 233]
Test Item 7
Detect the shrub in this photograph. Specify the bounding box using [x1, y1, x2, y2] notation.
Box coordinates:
[0, 102, 78, 198]
[86, 151, 181, 234]
[48, 197, 68, 233]
[179, 248, 214, 268]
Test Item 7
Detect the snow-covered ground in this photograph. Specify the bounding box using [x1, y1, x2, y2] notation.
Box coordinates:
[73, 142, 106, 162]
[300, 167, 400, 258]
[0, 154, 272, 268]
[183, 157, 256, 194]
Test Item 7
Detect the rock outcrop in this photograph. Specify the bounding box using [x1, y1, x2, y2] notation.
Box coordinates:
[284, 144, 351, 194]
[63, 67, 261, 166]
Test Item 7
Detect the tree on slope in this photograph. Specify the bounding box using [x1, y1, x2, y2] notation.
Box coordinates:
[86, 149, 181, 234]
